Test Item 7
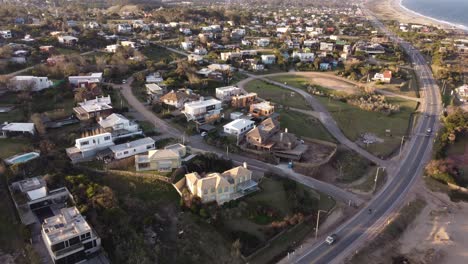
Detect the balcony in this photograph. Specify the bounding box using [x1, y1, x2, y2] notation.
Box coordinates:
[54, 242, 84, 257]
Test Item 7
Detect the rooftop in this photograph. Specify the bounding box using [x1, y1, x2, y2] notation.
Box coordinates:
[109, 137, 155, 153]
[42, 207, 92, 244]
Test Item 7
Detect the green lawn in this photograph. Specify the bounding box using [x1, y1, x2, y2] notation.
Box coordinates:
[56, 47, 80, 55]
[244, 80, 311, 110]
[141, 45, 184, 62]
[277, 109, 335, 142]
[316, 96, 418, 157]
[0, 138, 33, 159]
[244, 177, 291, 216]
[0, 108, 27, 123]
[268, 75, 309, 90]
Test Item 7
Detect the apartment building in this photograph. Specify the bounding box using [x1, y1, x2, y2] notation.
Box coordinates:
[183, 98, 223, 124]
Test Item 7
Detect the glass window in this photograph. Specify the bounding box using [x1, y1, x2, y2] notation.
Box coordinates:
[81, 141, 89, 146]
[104, 136, 111, 141]
[211, 187, 215, 193]
[218, 188, 222, 194]
[224, 186, 228, 192]
[124, 151, 129, 155]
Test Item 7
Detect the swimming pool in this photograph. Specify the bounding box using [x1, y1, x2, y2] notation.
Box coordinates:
[5, 152, 40, 165]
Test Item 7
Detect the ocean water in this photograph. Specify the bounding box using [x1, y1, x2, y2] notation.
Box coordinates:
[401, 0, 468, 30]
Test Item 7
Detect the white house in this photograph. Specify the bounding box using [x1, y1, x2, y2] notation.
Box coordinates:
[373, 70, 392, 83]
[42, 207, 101, 264]
[98, 113, 142, 139]
[261, 55, 276, 65]
[320, 42, 334, 51]
[183, 98, 223, 124]
[117, 24, 132, 33]
[146, 73, 164, 84]
[146, 83, 164, 97]
[105, 44, 120, 53]
[68, 73, 103, 87]
[256, 38, 270, 47]
[121, 41, 136, 49]
[10, 76, 53, 91]
[223, 119, 255, 136]
[73, 96, 113, 121]
[181, 41, 193, 51]
[215, 86, 243, 101]
[292, 52, 315, 62]
[0, 122, 35, 137]
[455, 84, 468, 102]
[0, 30, 12, 38]
[57, 36, 78, 46]
[188, 54, 204, 63]
[66, 132, 114, 162]
[110, 137, 155, 160]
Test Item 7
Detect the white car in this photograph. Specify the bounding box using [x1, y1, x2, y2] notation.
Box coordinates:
[326, 234, 337, 245]
[201, 132, 208, 137]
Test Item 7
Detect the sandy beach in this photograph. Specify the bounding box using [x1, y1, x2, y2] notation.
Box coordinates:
[366, 0, 457, 30]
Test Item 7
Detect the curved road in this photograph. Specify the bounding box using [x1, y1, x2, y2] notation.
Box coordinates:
[280, 7, 442, 264]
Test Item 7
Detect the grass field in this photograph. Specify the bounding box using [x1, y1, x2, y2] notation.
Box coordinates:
[277, 109, 335, 142]
[244, 80, 311, 110]
[316, 96, 418, 157]
[0, 138, 33, 159]
[141, 45, 184, 62]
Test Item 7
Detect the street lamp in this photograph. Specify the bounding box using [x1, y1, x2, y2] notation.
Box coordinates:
[399, 136, 407, 159]
[374, 167, 386, 193]
[315, 210, 328, 240]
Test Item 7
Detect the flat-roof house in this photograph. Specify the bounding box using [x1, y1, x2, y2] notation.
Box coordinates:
[9, 177, 73, 225]
[223, 119, 255, 137]
[68, 73, 103, 88]
[188, 54, 204, 63]
[181, 41, 193, 51]
[10, 76, 53, 91]
[455, 84, 468, 101]
[57, 36, 78, 46]
[292, 52, 315, 62]
[249, 101, 274, 118]
[232, 93, 257, 108]
[135, 149, 182, 172]
[73, 96, 113, 121]
[183, 98, 223, 124]
[0, 30, 12, 38]
[66, 132, 114, 163]
[146, 73, 164, 84]
[0, 122, 35, 137]
[105, 44, 120, 53]
[320, 42, 334, 51]
[98, 113, 142, 140]
[42, 207, 101, 264]
[117, 24, 132, 33]
[256, 38, 270, 47]
[215, 86, 243, 101]
[174, 163, 258, 205]
[146, 83, 164, 98]
[110, 137, 155, 160]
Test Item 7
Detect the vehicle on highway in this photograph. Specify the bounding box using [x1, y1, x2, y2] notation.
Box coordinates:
[325, 234, 337, 245]
[122, 79, 127, 84]
[425, 128, 432, 136]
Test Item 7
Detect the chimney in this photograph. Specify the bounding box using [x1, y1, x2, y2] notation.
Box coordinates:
[285, 128, 288, 133]
[243, 162, 247, 169]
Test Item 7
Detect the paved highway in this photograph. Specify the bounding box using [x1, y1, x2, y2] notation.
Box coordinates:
[282, 7, 442, 264]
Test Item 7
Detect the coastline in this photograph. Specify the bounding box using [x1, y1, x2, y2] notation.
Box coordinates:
[366, 0, 467, 32]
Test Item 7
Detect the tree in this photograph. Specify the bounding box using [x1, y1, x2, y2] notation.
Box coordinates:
[31, 113, 46, 135]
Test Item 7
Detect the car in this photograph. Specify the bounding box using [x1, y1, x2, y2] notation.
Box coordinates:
[200, 132, 208, 137]
[122, 79, 127, 84]
[425, 128, 432, 136]
[325, 234, 337, 245]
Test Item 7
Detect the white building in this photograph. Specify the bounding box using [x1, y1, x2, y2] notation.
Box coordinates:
[105, 44, 120, 53]
[0, 30, 12, 38]
[320, 42, 334, 51]
[215, 86, 243, 101]
[57, 36, 78, 46]
[121, 41, 136, 49]
[256, 38, 270, 47]
[117, 24, 132, 33]
[455, 84, 468, 102]
[146, 73, 164, 84]
[68, 73, 103, 87]
[181, 41, 193, 51]
[223, 119, 255, 136]
[73, 96, 113, 121]
[66, 132, 114, 162]
[261, 55, 276, 64]
[292, 52, 315, 62]
[98, 113, 142, 139]
[146, 83, 164, 97]
[42, 207, 101, 264]
[183, 98, 223, 124]
[0, 122, 35, 137]
[10, 76, 53, 91]
[110, 137, 155, 160]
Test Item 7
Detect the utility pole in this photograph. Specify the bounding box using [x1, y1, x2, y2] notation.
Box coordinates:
[399, 136, 406, 159]
[315, 210, 328, 240]
[374, 167, 385, 193]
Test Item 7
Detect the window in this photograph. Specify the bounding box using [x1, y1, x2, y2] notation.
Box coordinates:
[68, 236, 80, 246]
[211, 187, 215, 193]
[224, 186, 228, 192]
[218, 188, 222, 194]
[104, 136, 111, 141]
[147, 145, 153, 149]
[51, 242, 66, 252]
[80, 141, 89, 146]
[124, 151, 129, 155]
[203, 189, 208, 195]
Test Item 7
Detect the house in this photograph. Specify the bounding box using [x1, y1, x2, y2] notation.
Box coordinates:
[0, 30, 12, 38]
[117, 24, 132, 33]
[183, 98, 223, 124]
[39, 45, 55, 53]
[194, 47, 207, 55]
[261, 55, 276, 65]
[160, 90, 199, 108]
[455, 84, 468, 102]
[215, 86, 243, 101]
[9, 177, 73, 225]
[73, 96, 113, 121]
[0, 122, 35, 137]
[110, 137, 155, 160]
[174, 163, 258, 205]
[320, 63, 332, 71]
[187, 54, 204, 63]
[181, 41, 193, 51]
[66, 132, 115, 162]
[249, 101, 274, 117]
[121, 41, 136, 49]
[373, 70, 392, 83]
[320, 42, 334, 51]
[68, 73, 103, 88]
[232, 93, 257, 108]
[10, 76, 53, 91]
[207, 64, 234, 72]
[246, 118, 280, 150]
[98, 113, 142, 139]
[164, 143, 187, 157]
[57, 36, 78, 46]
[292, 52, 315, 62]
[146, 83, 164, 98]
[135, 149, 181, 172]
[241, 39, 252, 46]
[256, 38, 270, 47]
[146, 73, 164, 84]
[223, 119, 255, 137]
[42, 207, 101, 264]
[105, 44, 120, 53]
